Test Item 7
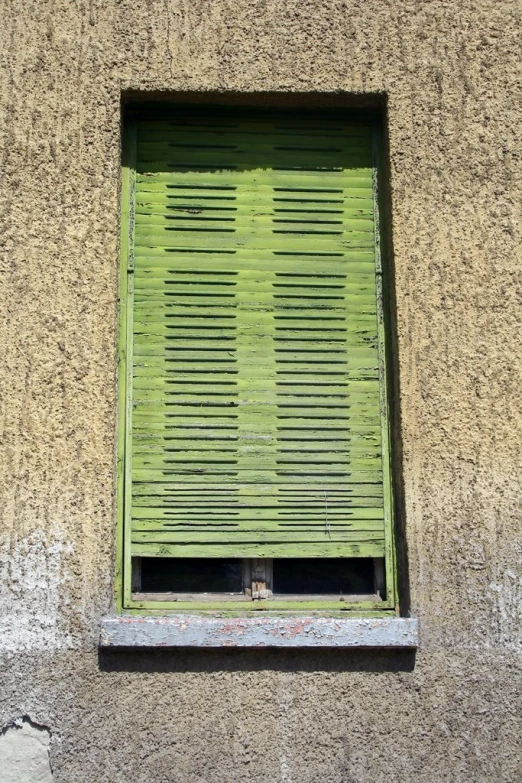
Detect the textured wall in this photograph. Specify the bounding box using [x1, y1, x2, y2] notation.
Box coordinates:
[1, 1, 521, 780]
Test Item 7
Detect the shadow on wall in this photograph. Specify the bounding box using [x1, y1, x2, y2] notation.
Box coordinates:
[98, 648, 416, 674]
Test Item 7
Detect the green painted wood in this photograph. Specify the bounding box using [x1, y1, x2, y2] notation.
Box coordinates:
[123, 109, 394, 564]
[131, 472, 383, 485]
[372, 125, 398, 608]
[118, 119, 137, 608]
[128, 601, 394, 614]
[134, 511, 385, 523]
[131, 484, 384, 497]
[131, 497, 384, 509]
[131, 541, 385, 559]
[131, 253, 377, 275]
[115, 120, 135, 610]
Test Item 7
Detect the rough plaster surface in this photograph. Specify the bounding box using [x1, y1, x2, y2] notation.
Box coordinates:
[0, 1, 521, 781]
[0, 717, 53, 783]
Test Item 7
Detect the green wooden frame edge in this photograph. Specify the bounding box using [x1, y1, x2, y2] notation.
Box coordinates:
[119, 607, 397, 617]
[115, 118, 137, 612]
[372, 124, 398, 611]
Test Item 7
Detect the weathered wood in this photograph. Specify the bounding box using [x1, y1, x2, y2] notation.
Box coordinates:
[124, 111, 392, 566]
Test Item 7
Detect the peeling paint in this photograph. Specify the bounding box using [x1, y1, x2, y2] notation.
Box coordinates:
[0, 528, 73, 654]
[99, 616, 419, 648]
[489, 567, 522, 651]
[0, 717, 53, 783]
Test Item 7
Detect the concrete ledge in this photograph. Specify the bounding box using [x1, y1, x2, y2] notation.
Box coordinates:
[100, 616, 419, 648]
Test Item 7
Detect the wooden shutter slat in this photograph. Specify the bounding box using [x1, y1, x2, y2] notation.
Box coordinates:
[131, 471, 382, 484]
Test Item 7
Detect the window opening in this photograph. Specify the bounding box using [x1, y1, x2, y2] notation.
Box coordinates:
[118, 105, 397, 613]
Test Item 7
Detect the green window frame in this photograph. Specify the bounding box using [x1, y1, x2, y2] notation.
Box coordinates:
[115, 105, 398, 614]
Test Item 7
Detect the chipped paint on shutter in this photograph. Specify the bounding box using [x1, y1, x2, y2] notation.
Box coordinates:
[125, 109, 391, 563]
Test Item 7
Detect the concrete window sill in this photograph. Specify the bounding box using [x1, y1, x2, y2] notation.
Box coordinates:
[99, 616, 419, 648]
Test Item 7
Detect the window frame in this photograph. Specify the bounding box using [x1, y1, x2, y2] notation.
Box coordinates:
[114, 106, 398, 616]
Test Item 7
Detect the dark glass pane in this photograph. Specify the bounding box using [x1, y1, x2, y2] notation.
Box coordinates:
[273, 558, 375, 595]
[140, 558, 243, 593]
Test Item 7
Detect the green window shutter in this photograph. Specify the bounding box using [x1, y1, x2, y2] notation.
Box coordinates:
[124, 109, 392, 565]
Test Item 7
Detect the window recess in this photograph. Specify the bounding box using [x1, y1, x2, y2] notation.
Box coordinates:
[117, 105, 397, 614]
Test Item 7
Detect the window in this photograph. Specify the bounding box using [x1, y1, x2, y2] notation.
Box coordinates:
[116, 105, 397, 614]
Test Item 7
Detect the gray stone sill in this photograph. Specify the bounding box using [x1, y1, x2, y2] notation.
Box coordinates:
[100, 616, 419, 648]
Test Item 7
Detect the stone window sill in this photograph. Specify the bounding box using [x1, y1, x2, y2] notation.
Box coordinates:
[99, 616, 419, 648]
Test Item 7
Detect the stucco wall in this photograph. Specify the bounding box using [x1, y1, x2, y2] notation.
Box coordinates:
[1, 1, 521, 780]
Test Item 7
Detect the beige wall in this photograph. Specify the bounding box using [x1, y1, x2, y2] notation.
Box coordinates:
[1, 1, 521, 780]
